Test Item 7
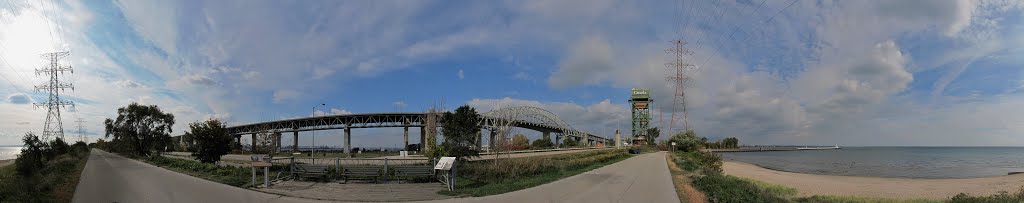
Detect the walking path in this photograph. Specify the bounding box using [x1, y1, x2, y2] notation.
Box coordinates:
[73, 149, 678, 203]
[724, 161, 1024, 200]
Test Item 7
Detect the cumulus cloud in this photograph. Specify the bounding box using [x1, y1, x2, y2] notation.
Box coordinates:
[272, 90, 300, 103]
[6, 93, 31, 104]
[457, 69, 464, 80]
[548, 35, 614, 89]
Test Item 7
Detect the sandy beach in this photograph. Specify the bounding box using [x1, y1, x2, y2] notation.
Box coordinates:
[724, 161, 1024, 200]
[0, 159, 13, 168]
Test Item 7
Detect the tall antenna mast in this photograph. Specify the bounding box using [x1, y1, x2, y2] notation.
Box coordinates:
[33, 51, 74, 141]
[665, 40, 695, 134]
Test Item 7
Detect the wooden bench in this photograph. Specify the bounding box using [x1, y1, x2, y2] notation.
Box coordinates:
[341, 166, 382, 183]
[292, 163, 329, 181]
[392, 165, 435, 182]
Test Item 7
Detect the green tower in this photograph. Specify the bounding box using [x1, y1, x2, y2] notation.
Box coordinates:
[629, 88, 652, 145]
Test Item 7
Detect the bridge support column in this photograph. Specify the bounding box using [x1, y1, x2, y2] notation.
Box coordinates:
[344, 127, 352, 158]
[542, 131, 551, 143]
[235, 135, 241, 149]
[274, 132, 282, 153]
[403, 126, 409, 151]
[251, 133, 257, 153]
[555, 134, 561, 148]
[583, 135, 589, 147]
[476, 130, 482, 149]
[420, 127, 426, 153]
[292, 130, 299, 153]
[489, 129, 497, 148]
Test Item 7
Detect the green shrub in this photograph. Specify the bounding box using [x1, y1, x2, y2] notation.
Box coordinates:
[949, 187, 1024, 203]
[693, 174, 792, 203]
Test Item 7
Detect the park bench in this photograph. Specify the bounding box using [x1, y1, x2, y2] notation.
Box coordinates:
[292, 163, 329, 181]
[392, 165, 435, 182]
[341, 165, 382, 183]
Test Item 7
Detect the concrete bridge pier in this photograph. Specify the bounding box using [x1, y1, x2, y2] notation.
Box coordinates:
[344, 127, 352, 158]
[542, 131, 551, 143]
[403, 126, 409, 151]
[476, 130, 482, 149]
[420, 127, 426, 153]
[234, 135, 241, 149]
[251, 133, 257, 153]
[274, 132, 281, 153]
[489, 129, 497, 148]
[555, 134, 562, 148]
[292, 130, 299, 153]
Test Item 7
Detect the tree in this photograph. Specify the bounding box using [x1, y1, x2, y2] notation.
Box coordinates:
[511, 134, 530, 148]
[531, 137, 554, 149]
[15, 133, 45, 176]
[104, 102, 175, 156]
[722, 137, 739, 148]
[670, 129, 702, 152]
[561, 138, 579, 147]
[440, 105, 483, 162]
[647, 127, 661, 143]
[187, 119, 231, 163]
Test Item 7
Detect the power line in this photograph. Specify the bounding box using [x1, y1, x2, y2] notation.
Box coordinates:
[698, 0, 800, 71]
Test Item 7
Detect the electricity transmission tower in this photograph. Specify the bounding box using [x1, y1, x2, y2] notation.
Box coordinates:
[33, 51, 74, 141]
[75, 118, 86, 143]
[665, 40, 695, 134]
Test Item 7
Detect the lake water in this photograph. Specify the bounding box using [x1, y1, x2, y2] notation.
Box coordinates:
[720, 147, 1024, 179]
[0, 146, 22, 160]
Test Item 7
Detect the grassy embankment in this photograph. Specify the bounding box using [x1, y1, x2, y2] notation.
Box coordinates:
[0, 147, 90, 202]
[439, 149, 632, 197]
[668, 151, 1024, 203]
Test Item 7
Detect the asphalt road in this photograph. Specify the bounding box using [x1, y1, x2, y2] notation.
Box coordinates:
[418, 151, 680, 203]
[72, 149, 320, 203]
[73, 149, 678, 203]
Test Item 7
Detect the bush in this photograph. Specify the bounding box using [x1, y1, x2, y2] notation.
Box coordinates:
[561, 138, 579, 147]
[950, 187, 1024, 203]
[693, 174, 791, 203]
[531, 138, 554, 149]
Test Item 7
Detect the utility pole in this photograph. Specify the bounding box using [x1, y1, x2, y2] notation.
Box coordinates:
[33, 51, 73, 141]
[665, 40, 695, 134]
[75, 118, 86, 143]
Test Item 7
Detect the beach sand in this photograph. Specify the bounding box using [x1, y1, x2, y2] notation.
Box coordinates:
[0, 159, 13, 168]
[724, 161, 1024, 200]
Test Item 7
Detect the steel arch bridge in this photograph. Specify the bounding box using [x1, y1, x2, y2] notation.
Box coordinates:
[479, 106, 588, 141]
[224, 106, 608, 152]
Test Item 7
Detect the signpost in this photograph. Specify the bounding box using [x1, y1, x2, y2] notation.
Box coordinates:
[434, 157, 457, 191]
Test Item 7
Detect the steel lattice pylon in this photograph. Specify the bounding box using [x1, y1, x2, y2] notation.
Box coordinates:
[33, 51, 74, 141]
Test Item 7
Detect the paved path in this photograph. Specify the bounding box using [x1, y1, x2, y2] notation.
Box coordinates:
[72, 149, 321, 203]
[74, 149, 677, 203]
[416, 151, 679, 203]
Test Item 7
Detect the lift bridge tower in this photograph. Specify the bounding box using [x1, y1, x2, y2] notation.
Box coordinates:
[628, 88, 652, 145]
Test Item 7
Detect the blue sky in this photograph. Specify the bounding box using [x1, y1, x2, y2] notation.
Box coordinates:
[1, 0, 1023, 147]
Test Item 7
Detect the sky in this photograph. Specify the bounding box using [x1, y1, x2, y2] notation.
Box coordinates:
[0, 0, 1023, 147]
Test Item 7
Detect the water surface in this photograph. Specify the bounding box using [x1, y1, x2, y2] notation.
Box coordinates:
[720, 147, 1024, 178]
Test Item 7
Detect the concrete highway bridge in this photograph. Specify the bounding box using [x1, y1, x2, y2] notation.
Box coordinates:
[226, 106, 610, 154]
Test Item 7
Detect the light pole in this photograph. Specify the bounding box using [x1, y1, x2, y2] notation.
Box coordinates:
[312, 103, 325, 158]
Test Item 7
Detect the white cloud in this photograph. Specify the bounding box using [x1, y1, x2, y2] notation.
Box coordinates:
[6, 93, 31, 104]
[393, 101, 407, 109]
[272, 90, 300, 104]
[548, 35, 614, 89]
[457, 69, 464, 80]
[114, 0, 178, 54]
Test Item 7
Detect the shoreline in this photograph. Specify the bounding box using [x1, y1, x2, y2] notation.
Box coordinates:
[723, 160, 1024, 200]
[0, 159, 13, 168]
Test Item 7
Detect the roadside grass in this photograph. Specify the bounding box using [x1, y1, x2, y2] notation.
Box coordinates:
[793, 195, 940, 203]
[0, 148, 90, 202]
[438, 149, 631, 197]
[142, 155, 289, 187]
